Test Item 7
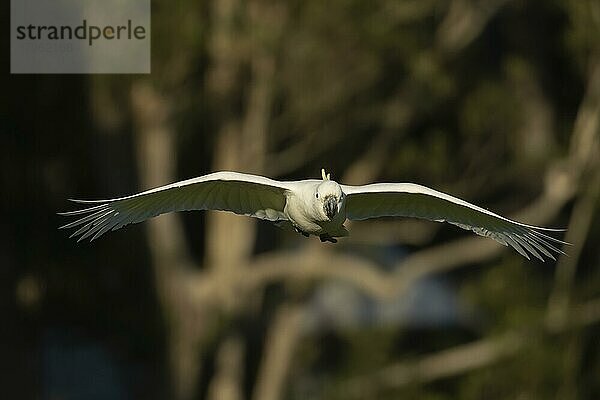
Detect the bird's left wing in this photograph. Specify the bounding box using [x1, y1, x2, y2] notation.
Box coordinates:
[60, 171, 292, 241]
[341, 182, 567, 261]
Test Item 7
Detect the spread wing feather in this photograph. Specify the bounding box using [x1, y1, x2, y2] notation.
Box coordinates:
[59, 172, 291, 241]
[342, 183, 567, 261]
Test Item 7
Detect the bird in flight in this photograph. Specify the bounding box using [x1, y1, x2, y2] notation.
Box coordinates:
[60, 169, 567, 261]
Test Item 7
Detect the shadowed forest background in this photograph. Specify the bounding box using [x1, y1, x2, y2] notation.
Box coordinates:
[2, 0, 600, 399]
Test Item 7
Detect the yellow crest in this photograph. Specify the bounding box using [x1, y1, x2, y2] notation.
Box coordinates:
[321, 168, 331, 180]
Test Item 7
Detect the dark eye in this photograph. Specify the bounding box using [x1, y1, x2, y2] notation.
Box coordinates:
[315, 193, 319, 199]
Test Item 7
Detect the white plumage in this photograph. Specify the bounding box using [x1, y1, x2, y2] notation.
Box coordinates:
[60, 169, 567, 261]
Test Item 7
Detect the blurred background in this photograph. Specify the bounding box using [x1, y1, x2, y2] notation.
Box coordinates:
[2, 0, 600, 399]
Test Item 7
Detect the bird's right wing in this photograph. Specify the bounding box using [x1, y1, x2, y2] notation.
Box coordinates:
[341, 182, 567, 261]
[60, 171, 292, 241]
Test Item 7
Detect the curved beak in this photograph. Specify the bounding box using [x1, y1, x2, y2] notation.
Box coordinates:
[323, 196, 338, 220]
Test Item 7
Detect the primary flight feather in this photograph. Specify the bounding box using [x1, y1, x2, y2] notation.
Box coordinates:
[60, 169, 567, 261]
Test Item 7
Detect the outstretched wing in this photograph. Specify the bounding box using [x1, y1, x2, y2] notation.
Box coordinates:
[341, 183, 567, 261]
[60, 171, 292, 241]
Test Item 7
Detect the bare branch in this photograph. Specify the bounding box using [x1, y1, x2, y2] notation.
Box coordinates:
[207, 336, 245, 400]
[245, 246, 393, 299]
[344, 220, 439, 246]
[339, 332, 523, 399]
[569, 57, 600, 172]
[342, 98, 413, 185]
[267, 130, 340, 177]
[338, 297, 600, 398]
[436, 0, 512, 54]
[572, 297, 600, 328]
[545, 57, 600, 330]
[206, 0, 243, 97]
[205, 3, 286, 399]
[252, 305, 306, 400]
[131, 81, 207, 400]
[130, 82, 192, 271]
[545, 168, 600, 330]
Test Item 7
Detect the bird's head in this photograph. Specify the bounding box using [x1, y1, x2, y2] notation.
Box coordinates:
[315, 176, 344, 221]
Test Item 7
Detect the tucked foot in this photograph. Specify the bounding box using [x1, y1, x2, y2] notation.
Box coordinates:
[319, 234, 338, 243]
[295, 227, 310, 238]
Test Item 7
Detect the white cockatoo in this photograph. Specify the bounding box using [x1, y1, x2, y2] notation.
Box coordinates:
[60, 169, 567, 261]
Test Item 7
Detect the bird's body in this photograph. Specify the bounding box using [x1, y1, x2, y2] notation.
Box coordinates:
[60, 169, 567, 261]
[282, 179, 348, 241]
